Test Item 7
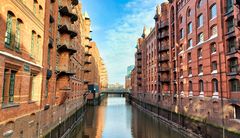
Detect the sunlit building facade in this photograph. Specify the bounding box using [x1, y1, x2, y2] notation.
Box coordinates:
[131, 0, 240, 134]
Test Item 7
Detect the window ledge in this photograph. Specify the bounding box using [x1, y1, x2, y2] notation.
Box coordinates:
[225, 30, 235, 36]
[188, 74, 192, 77]
[2, 103, 20, 109]
[211, 70, 218, 74]
[209, 16, 217, 21]
[198, 73, 203, 76]
[211, 52, 216, 55]
[227, 51, 237, 55]
[227, 72, 238, 76]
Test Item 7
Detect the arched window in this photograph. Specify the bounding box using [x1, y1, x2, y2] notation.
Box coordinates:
[187, 8, 192, 17]
[210, 3, 217, 19]
[198, 48, 202, 58]
[212, 79, 218, 92]
[188, 39, 192, 48]
[188, 22, 192, 34]
[33, 0, 38, 15]
[188, 67, 192, 76]
[179, 15, 183, 24]
[226, 16, 234, 33]
[197, 14, 203, 28]
[229, 79, 240, 92]
[228, 57, 238, 73]
[5, 11, 15, 48]
[210, 43, 217, 54]
[188, 52, 192, 62]
[226, 0, 233, 13]
[15, 19, 23, 51]
[198, 33, 204, 43]
[180, 82, 184, 91]
[199, 80, 204, 92]
[31, 31, 36, 57]
[227, 37, 236, 53]
[189, 81, 193, 91]
[211, 25, 217, 37]
[197, 0, 203, 8]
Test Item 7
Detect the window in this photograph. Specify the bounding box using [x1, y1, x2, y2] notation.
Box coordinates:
[211, 25, 217, 36]
[199, 80, 204, 92]
[29, 74, 36, 101]
[212, 79, 218, 92]
[2, 69, 17, 104]
[33, 0, 38, 15]
[229, 58, 238, 73]
[36, 35, 41, 60]
[180, 82, 184, 91]
[230, 79, 240, 92]
[210, 4, 217, 19]
[31, 31, 35, 57]
[198, 14, 203, 28]
[212, 61, 217, 72]
[210, 43, 217, 54]
[187, 8, 192, 17]
[5, 12, 13, 48]
[179, 44, 183, 52]
[15, 19, 21, 51]
[198, 33, 204, 43]
[179, 15, 183, 24]
[188, 22, 192, 34]
[226, 0, 233, 13]
[180, 28, 184, 39]
[180, 69, 183, 77]
[197, 0, 203, 8]
[188, 67, 192, 76]
[227, 37, 236, 53]
[234, 105, 240, 119]
[227, 17, 234, 33]
[47, 47, 51, 66]
[45, 79, 49, 98]
[188, 53, 192, 62]
[198, 48, 202, 58]
[188, 39, 192, 48]
[198, 64, 203, 74]
[189, 81, 193, 91]
[180, 56, 183, 64]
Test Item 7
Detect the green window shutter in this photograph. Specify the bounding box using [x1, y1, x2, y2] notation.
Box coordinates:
[36, 36, 40, 60]
[2, 69, 7, 103]
[9, 71, 16, 103]
[15, 20, 20, 51]
[47, 47, 51, 66]
[5, 13, 12, 48]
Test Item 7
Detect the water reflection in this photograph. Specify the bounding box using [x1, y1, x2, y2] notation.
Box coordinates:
[75, 97, 186, 138]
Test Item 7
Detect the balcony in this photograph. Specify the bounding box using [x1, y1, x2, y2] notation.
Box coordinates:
[136, 51, 142, 55]
[58, 6, 78, 22]
[158, 67, 170, 72]
[57, 41, 77, 55]
[56, 67, 76, 77]
[159, 45, 169, 52]
[85, 52, 92, 57]
[85, 36, 92, 41]
[84, 60, 91, 65]
[84, 69, 91, 73]
[58, 24, 77, 38]
[85, 45, 92, 48]
[71, 0, 79, 6]
[158, 33, 169, 40]
[159, 56, 169, 62]
[158, 20, 169, 30]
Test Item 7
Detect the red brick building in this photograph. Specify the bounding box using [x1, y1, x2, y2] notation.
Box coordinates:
[0, 0, 98, 137]
[131, 0, 240, 135]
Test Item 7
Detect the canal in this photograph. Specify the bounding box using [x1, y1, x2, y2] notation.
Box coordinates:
[73, 97, 187, 138]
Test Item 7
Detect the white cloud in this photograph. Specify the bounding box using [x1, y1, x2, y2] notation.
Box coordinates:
[100, 0, 165, 84]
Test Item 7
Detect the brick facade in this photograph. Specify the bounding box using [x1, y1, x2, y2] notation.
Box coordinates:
[131, 0, 240, 134]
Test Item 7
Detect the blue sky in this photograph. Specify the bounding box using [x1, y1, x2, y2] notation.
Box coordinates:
[82, 0, 166, 85]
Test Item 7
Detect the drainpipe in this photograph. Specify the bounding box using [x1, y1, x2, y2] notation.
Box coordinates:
[219, 0, 225, 137]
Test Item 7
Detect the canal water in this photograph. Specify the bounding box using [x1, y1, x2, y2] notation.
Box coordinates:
[74, 97, 187, 138]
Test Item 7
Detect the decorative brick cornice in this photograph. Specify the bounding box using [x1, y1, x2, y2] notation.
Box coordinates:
[11, 0, 44, 31]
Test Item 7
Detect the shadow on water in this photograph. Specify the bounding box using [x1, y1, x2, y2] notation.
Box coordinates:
[74, 97, 187, 138]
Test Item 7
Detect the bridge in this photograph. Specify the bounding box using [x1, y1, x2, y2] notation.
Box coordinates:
[101, 89, 131, 97]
